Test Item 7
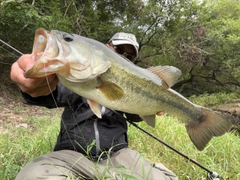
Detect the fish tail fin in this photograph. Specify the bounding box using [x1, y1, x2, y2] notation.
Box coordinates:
[186, 108, 232, 151]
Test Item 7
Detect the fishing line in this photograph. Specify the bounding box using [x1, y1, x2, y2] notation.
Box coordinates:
[1, 39, 77, 151]
[0, 39, 22, 65]
[0, 46, 20, 60]
[43, 63, 59, 109]
[43, 60, 77, 151]
[3, 39, 225, 180]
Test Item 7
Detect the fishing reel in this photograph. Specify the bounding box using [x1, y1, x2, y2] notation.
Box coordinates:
[207, 171, 220, 180]
[207, 171, 229, 180]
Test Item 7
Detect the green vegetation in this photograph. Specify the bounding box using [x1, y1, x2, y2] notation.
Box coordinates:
[129, 117, 240, 180]
[0, 93, 239, 179]
[0, 110, 60, 179]
[1, 0, 240, 95]
[189, 92, 239, 106]
[0, 0, 240, 179]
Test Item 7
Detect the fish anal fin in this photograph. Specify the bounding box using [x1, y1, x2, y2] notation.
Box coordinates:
[87, 99, 102, 118]
[141, 115, 156, 127]
[97, 80, 124, 101]
[186, 108, 232, 151]
[147, 66, 182, 88]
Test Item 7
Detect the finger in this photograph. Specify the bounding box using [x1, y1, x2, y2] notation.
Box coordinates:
[27, 74, 57, 87]
[32, 75, 59, 90]
[17, 54, 35, 71]
[23, 76, 59, 97]
[27, 85, 57, 97]
[156, 111, 164, 116]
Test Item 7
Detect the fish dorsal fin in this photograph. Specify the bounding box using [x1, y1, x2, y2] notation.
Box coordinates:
[147, 66, 182, 88]
[87, 99, 102, 118]
[140, 115, 156, 127]
[97, 79, 124, 101]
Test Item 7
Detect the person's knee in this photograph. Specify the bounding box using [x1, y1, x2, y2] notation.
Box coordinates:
[15, 155, 71, 180]
[153, 163, 179, 180]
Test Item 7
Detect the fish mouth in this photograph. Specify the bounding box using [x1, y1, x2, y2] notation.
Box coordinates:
[25, 28, 64, 78]
[32, 28, 49, 62]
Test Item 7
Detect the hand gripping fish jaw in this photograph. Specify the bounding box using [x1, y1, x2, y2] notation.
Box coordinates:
[25, 28, 232, 151]
[0, 28, 231, 180]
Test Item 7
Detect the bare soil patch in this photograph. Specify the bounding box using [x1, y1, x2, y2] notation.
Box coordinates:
[0, 82, 62, 134]
[1, 81, 240, 134]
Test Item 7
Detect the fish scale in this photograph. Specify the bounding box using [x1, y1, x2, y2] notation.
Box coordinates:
[25, 28, 232, 151]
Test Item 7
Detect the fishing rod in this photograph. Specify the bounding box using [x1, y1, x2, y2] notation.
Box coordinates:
[127, 120, 223, 180]
[1, 39, 226, 180]
[0, 39, 23, 55]
[111, 110, 224, 180]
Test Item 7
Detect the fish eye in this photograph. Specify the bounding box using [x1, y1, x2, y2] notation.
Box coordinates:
[63, 34, 74, 42]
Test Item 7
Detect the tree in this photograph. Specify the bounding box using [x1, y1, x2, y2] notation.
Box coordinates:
[120, 0, 240, 95]
[0, 0, 239, 96]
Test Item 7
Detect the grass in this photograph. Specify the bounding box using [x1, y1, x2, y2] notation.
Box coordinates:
[188, 92, 239, 107]
[0, 92, 240, 179]
[0, 111, 60, 180]
[128, 116, 240, 180]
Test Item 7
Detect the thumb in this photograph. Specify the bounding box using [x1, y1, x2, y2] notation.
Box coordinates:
[17, 54, 35, 71]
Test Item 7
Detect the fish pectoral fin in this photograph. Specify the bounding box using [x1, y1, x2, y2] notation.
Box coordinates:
[87, 99, 102, 118]
[141, 115, 156, 127]
[97, 80, 124, 101]
[186, 108, 232, 151]
[147, 66, 182, 88]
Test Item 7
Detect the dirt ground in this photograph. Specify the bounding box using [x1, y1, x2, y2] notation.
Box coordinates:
[0, 82, 62, 134]
[0, 82, 240, 135]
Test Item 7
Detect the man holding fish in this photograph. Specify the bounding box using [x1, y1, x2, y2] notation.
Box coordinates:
[11, 31, 178, 179]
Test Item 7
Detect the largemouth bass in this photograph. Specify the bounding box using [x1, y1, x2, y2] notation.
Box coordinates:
[25, 28, 232, 151]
